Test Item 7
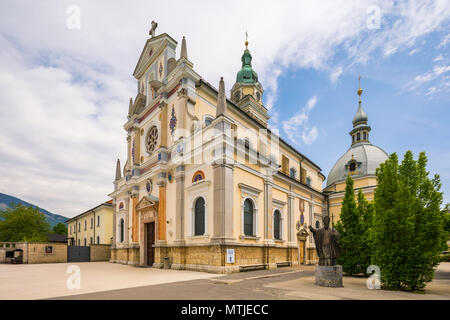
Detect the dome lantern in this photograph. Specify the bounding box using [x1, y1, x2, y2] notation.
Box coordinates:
[349, 76, 371, 146]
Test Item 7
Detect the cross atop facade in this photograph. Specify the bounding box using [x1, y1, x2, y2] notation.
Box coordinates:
[149, 20, 158, 37]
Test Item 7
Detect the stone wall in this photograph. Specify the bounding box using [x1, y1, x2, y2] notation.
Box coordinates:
[110, 247, 140, 265]
[155, 244, 299, 274]
[27, 243, 67, 264]
[90, 244, 111, 262]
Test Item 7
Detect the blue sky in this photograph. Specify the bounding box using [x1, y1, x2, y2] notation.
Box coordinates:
[0, 1, 448, 216]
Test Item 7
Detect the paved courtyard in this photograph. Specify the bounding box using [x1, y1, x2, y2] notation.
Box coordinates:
[0, 262, 218, 300]
[54, 263, 450, 300]
[1, 262, 449, 300]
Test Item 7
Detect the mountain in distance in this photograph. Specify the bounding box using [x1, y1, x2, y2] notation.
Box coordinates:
[0, 193, 68, 227]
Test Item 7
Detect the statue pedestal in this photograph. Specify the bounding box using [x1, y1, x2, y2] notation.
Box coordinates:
[315, 265, 343, 287]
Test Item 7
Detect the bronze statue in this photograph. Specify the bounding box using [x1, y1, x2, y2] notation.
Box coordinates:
[309, 216, 341, 266]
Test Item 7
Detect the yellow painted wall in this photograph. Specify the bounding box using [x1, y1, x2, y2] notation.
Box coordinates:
[66, 204, 113, 246]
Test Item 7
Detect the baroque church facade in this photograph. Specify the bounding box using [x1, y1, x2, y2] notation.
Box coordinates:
[108, 25, 387, 273]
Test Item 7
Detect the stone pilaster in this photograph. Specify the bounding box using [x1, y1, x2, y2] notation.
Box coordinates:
[112, 199, 116, 248]
[287, 193, 295, 245]
[175, 165, 185, 242]
[133, 128, 140, 166]
[131, 195, 138, 243]
[263, 174, 274, 244]
[159, 102, 168, 148]
[211, 113, 235, 242]
[177, 88, 188, 139]
[212, 161, 234, 240]
[124, 197, 130, 244]
[157, 181, 167, 243]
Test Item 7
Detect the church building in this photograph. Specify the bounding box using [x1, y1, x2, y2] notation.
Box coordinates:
[108, 23, 387, 273]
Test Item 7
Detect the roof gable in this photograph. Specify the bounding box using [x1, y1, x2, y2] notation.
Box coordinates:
[133, 33, 177, 79]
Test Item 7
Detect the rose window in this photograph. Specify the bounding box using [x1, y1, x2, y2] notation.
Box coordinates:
[146, 126, 159, 154]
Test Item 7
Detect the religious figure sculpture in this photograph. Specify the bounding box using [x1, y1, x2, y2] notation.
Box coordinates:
[308, 216, 341, 266]
[149, 20, 158, 37]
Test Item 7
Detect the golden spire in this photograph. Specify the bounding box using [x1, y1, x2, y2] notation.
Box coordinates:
[245, 31, 248, 48]
[357, 75, 363, 103]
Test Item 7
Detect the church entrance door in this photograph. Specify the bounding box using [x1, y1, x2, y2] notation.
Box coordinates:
[146, 222, 155, 266]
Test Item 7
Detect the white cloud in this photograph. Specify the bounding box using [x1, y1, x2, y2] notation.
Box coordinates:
[408, 48, 419, 55]
[0, 0, 449, 215]
[410, 65, 450, 89]
[282, 96, 318, 145]
[329, 67, 343, 83]
[438, 33, 450, 48]
[426, 86, 437, 96]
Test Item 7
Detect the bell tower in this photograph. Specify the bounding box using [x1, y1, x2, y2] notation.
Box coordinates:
[230, 35, 269, 127]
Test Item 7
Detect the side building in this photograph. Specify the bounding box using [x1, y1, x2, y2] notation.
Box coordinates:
[66, 200, 114, 246]
[109, 27, 327, 272]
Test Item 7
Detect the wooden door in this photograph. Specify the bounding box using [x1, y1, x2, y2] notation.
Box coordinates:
[146, 222, 155, 266]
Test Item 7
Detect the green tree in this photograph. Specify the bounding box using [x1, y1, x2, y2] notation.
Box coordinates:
[52, 222, 68, 235]
[443, 204, 450, 239]
[335, 176, 373, 275]
[356, 189, 374, 274]
[371, 151, 447, 291]
[0, 204, 50, 242]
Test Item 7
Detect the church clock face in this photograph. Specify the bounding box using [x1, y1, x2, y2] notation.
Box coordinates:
[256, 91, 261, 101]
[146, 126, 159, 155]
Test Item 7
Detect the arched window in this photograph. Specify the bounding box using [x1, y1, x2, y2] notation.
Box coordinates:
[352, 135, 355, 144]
[363, 132, 367, 140]
[290, 168, 296, 179]
[315, 220, 320, 229]
[204, 116, 213, 127]
[357, 132, 360, 141]
[84, 238, 87, 246]
[120, 219, 124, 243]
[243, 138, 250, 149]
[274, 210, 281, 240]
[194, 197, 205, 236]
[97, 236, 100, 244]
[244, 199, 254, 236]
[192, 170, 205, 183]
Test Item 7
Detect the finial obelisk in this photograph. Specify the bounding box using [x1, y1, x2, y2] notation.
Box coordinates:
[245, 31, 248, 48]
[180, 36, 188, 60]
[216, 77, 227, 117]
[115, 158, 122, 181]
[149, 20, 158, 37]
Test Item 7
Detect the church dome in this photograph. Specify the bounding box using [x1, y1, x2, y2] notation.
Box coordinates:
[326, 143, 388, 188]
[236, 49, 258, 83]
[327, 80, 388, 188]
